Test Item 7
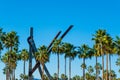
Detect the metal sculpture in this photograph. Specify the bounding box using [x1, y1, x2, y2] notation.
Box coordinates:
[27, 25, 73, 80]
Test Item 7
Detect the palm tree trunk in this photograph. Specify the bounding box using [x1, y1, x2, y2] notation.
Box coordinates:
[69, 57, 71, 80]
[42, 63, 44, 80]
[109, 54, 111, 80]
[6, 67, 9, 80]
[10, 47, 12, 80]
[12, 69, 15, 80]
[14, 69, 15, 80]
[106, 54, 108, 80]
[24, 61, 26, 75]
[83, 58, 85, 80]
[57, 54, 59, 80]
[65, 57, 66, 76]
[102, 55, 104, 80]
[7, 48, 10, 80]
[96, 56, 98, 80]
[100, 43, 104, 80]
[12, 69, 14, 80]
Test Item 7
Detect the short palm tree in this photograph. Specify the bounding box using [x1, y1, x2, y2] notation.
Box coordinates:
[61, 74, 68, 80]
[52, 39, 64, 79]
[63, 42, 77, 80]
[20, 49, 29, 76]
[1, 52, 10, 80]
[72, 75, 81, 80]
[10, 51, 18, 80]
[35, 45, 49, 80]
[109, 70, 117, 80]
[0, 28, 4, 58]
[116, 57, 120, 73]
[78, 44, 90, 80]
[94, 63, 102, 78]
[92, 45, 101, 79]
[87, 65, 94, 74]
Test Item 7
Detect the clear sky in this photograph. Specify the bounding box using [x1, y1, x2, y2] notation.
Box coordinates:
[0, 0, 120, 79]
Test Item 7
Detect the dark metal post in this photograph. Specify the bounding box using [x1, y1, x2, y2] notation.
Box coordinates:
[28, 27, 33, 80]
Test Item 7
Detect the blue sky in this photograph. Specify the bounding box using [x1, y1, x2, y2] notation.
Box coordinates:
[0, 0, 120, 79]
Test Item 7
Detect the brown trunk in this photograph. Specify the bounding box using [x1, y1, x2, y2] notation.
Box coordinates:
[42, 63, 44, 80]
[106, 54, 108, 80]
[65, 57, 66, 76]
[96, 56, 98, 80]
[83, 58, 85, 80]
[109, 54, 111, 80]
[23, 60, 25, 80]
[57, 54, 59, 80]
[102, 55, 104, 80]
[101, 44, 104, 80]
[6, 68, 9, 80]
[69, 57, 71, 80]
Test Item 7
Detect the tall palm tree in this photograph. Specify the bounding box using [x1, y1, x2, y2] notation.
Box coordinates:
[52, 39, 64, 79]
[102, 34, 112, 80]
[20, 49, 29, 77]
[104, 34, 117, 80]
[78, 44, 90, 80]
[115, 36, 120, 77]
[115, 36, 120, 56]
[1, 31, 19, 80]
[92, 29, 107, 80]
[35, 45, 49, 80]
[63, 42, 77, 80]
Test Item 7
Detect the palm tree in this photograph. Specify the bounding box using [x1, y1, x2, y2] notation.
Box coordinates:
[0, 28, 4, 58]
[53, 73, 58, 80]
[1, 51, 18, 80]
[61, 74, 68, 80]
[116, 57, 120, 73]
[1, 31, 19, 80]
[0, 42, 3, 58]
[104, 35, 117, 80]
[115, 36, 120, 56]
[1, 52, 9, 80]
[78, 44, 90, 80]
[52, 39, 64, 79]
[62, 42, 67, 76]
[72, 75, 81, 80]
[103, 34, 113, 80]
[63, 42, 77, 80]
[92, 45, 101, 80]
[92, 29, 107, 80]
[109, 70, 117, 80]
[20, 49, 29, 77]
[35, 45, 49, 80]
[115, 36, 120, 75]
[95, 63, 102, 78]
[10, 51, 18, 80]
[87, 65, 94, 74]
